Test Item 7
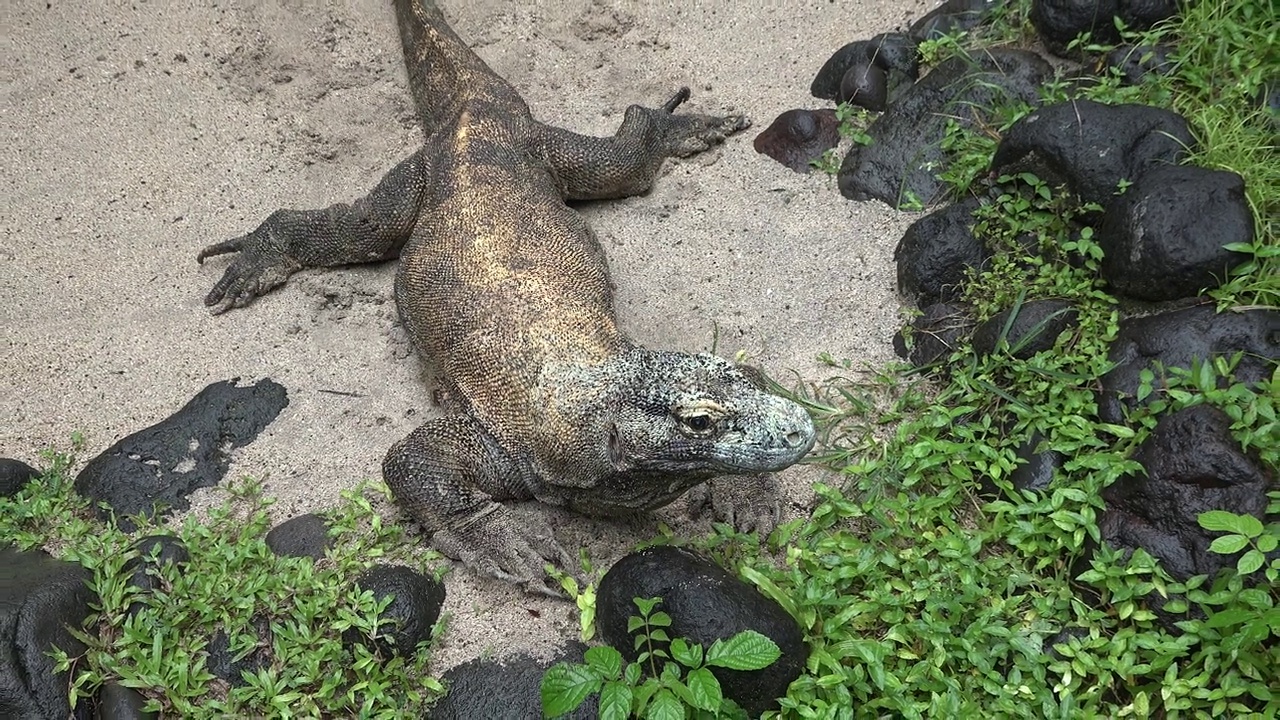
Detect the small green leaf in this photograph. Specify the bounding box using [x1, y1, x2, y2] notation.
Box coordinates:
[633, 678, 660, 712]
[1097, 423, 1135, 439]
[1235, 515, 1264, 538]
[585, 646, 623, 680]
[1209, 534, 1250, 554]
[1198, 510, 1241, 533]
[685, 667, 724, 711]
[1206, 608, 1253, 629]
[598, 681, 632, 720]
[553, 569, 579, 598]
[669, 637, 703, 668]
[706, 630, 782, 671]
[643, 688, 684, 720]
[1222, 242, 1256, 253]
[540, 663, 601, 718]
[1133, 691, 1149, 716]
[1257, 534, 1278, 553]
[1237, 549, 1265, 575]
[633, 597, 661, 616]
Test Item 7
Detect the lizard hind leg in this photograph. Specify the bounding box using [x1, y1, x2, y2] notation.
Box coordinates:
[382, 415, 572, 597]
[533, 88, 751, 201]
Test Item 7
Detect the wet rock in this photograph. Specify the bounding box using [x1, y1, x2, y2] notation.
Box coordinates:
[893, 302, 975, 366]
[1103, 44, 1175, 84]
[597, 546, 807, 717]
[910, 0, 1005, 40]
[895, 195, 989, 306]
[1256, 77, 1280, 131]
[810, 33, 919, 102]
[1099, 405, 1276, 583]
[123, 535, 189, 618]
[972, 299, 1079, 359]
[1031, 0, 1181, 52]
[1009, 433, 1063, 495]
[1045, 626, 1092, 662]
[840, 49, 1051, 207]
[95, 682, 158, 720]
[206, 615, 273, 687]
[0, 458, 40, 498]
[1258, 77, 1280, 113]
[838, 61, 889, 111]
[1098, 306, 1280, 423]
[426, 643, 596, 720]
[979, 432, 1064, 500]
[1098, 164, 1253, 301]
[991, 100, 1194, 210]
[352, 564, 444, 657]
[0, 547, 96, 719]
[265, 513, 333, 560]
[753, 109, 841, 173]
[75, 378, 289, 530]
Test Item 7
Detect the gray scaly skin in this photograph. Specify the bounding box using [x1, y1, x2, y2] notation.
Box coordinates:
[197, 0, 816, 596]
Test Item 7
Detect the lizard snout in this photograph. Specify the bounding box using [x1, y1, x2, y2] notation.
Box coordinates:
[767, 400, 816, 460]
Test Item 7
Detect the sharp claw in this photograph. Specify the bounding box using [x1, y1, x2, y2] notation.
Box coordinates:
[662, 86, 692, 113]
[197, 237, 242, 264]
[528, 580, 566, 600]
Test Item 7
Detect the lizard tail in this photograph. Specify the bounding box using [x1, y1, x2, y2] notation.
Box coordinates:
[394, 0, 522, 131]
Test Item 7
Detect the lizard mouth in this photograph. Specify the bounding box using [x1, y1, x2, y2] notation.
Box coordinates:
[710, 405, 817, 472]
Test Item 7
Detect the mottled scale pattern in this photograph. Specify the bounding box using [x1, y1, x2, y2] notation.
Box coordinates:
[198, 0, 817, 596]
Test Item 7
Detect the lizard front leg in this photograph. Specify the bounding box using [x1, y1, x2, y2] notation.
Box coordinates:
[533, 87, 751, 201]
[197, 147, 435, 314]
[382, 415, 572, 597]
[687, 473, 783, 536]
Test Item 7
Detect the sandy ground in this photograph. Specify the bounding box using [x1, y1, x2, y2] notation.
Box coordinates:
[2, 0, 929, 675]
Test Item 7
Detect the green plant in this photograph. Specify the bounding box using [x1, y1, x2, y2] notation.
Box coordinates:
[1198, 509, 1279, 578]
[540, 597, 781, 719]
[548, 551, 602, 642]
[2, 454, 443, 718]
[1042, 0, 1280, 309]
[725, 4, 1279, 704]
[810, 103, 874, 176]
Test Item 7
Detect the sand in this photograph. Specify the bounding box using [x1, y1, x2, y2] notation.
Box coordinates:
[1, 0, 929, 674]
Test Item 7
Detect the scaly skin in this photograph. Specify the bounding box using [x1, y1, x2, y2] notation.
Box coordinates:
[198, 0, 815, 596]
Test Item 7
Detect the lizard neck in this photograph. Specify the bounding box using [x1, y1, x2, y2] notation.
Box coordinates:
[527, 347, 639, 481]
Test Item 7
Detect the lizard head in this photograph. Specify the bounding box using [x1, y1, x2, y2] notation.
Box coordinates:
[606, 350, 816, 476]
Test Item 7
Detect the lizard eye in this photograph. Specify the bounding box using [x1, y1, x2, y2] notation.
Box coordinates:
[681, 414, 713, 433]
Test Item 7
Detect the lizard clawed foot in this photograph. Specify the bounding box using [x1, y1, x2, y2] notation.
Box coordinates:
[688, 473, 782, 537]
[666, 112, 752, 158]
[430, 503, 575, 598]
[653, 86, 751, 158]
[197, 210, 304, 315]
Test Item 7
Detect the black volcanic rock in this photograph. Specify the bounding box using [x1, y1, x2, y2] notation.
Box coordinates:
[75, 378, 288, 530]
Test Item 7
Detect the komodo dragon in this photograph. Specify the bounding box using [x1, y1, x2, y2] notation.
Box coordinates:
[197, 0, 816, 595]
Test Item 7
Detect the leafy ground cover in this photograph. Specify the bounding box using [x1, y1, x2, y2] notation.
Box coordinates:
[734, 1, 1278, 716]
[1, 456, 444, 717]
